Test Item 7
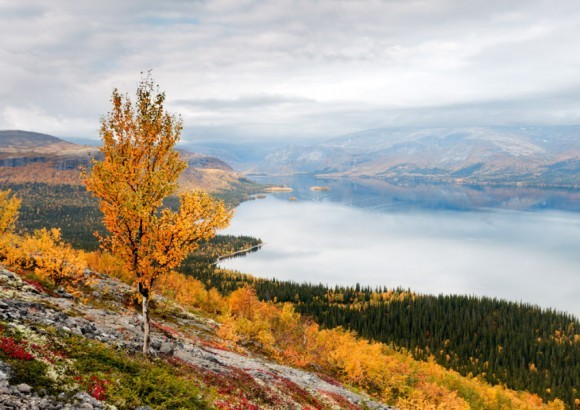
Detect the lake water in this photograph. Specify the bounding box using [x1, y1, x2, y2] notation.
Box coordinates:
[219, 177, 580, 319]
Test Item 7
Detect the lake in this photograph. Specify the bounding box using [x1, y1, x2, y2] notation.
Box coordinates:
[219, 177, 580, 319]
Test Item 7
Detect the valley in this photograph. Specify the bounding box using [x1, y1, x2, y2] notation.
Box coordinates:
[1, 130, 579, 408]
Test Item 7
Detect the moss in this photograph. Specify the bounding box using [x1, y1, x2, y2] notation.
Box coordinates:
[62, 335, 210, 409]
[0, 322, 210, 409]
[7, 357, 52, 390]
[110, 365, 210, 410]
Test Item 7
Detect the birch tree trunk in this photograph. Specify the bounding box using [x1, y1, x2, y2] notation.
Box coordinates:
[142, 291, 151, 355]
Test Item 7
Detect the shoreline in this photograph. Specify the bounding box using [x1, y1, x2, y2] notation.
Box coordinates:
[214, 243, 264, 264]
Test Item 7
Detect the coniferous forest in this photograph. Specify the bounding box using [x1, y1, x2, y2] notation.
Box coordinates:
[6, 182, 580, 408]
[186, 265, 580, 408]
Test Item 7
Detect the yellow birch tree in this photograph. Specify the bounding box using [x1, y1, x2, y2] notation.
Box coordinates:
[84, 74, 231, 354]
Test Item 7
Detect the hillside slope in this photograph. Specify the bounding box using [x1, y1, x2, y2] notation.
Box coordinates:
[257, 126, 580, 187]
[0, 264, 391, 409]
[0, 130, 249, 193]
[0, 258, 571, 409]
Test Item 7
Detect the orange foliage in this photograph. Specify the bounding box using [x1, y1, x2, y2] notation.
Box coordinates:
[1, 186, 86, 295]
[217, 285, 567, 410]
[85, 251, 133, 284]
[1, 228, 86, 292]
[155, 270, 226, 314]
[84, 75, 231, 298]
[227, 286, 262, 320]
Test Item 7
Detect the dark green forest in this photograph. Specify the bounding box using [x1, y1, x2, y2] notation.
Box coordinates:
[7, 183, 105, 250]
[4, 182, 258, 250]
[4, 182, 579, 408]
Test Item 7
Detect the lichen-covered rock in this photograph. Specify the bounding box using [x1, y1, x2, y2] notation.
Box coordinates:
[0, 265, 395, 409]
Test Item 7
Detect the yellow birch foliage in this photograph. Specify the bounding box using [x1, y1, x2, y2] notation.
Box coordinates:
[28, 229, 86, 288]
[84, 75, 231, 297]
[155, 270, 226, 314]
[220, 286, 278, 348]
[0, 189, 21, 235]
[86, 251, 133, 284]
[0, 190, 21, 260]
[2, 228, 86, 290]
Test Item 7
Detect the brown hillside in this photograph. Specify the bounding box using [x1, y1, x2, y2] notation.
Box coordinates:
[0, 130, 246, 193]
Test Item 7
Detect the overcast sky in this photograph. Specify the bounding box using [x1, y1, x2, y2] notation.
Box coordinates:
[2, 0, 580, 144]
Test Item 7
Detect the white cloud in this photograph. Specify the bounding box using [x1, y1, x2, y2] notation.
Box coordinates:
[1, 0, 580, 142]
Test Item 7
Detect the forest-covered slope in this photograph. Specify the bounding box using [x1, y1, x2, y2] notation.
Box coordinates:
[185, 265, 579, 409]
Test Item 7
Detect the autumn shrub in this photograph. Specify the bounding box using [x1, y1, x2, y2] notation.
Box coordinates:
[86, 250, 132, 283]
[2, 228, 86, 291]
[219, 286, 279, 349]
[155, 269, 227, 314]
[0, 189, 21, 263]
[0, 233, 25, 266]
[86, 252, 226, 313]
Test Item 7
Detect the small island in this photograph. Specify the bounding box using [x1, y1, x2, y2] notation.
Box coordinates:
[263, 186, 293, 192]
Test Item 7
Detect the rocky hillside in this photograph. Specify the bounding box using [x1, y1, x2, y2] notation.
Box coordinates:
[0, 264, 391, 410]
[257, 126, 580, 187]
[0, 130, 249, 194]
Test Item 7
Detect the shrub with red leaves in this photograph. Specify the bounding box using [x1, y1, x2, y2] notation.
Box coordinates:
[215, 397, 260, 410]
[89, 377, 110, 401]
[22, 278, 47, 294]
[0, 337, 33, 360]
[75, 375, 111, 401]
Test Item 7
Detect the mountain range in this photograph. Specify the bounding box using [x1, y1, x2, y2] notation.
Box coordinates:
[5, 126, 580, 189]
[0, 130, 249, 193]
[255, 126, 580, 187]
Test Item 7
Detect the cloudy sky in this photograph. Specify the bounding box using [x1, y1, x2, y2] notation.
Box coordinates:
[2, 0, 580, 144]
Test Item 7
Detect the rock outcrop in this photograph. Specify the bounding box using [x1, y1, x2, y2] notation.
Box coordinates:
[0, 266, 394, 409]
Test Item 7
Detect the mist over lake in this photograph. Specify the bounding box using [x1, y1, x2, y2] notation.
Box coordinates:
[220, 177, 580, 318]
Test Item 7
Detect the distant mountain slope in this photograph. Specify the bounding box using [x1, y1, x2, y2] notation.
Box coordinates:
[0, 130, 248, 193]
[0, 130, 70, 149]
[258, 126, 580, 187]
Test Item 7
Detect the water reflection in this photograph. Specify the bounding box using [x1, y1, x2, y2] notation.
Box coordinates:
[221, 178, 580, 318]
[252, 176, 580, 213]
